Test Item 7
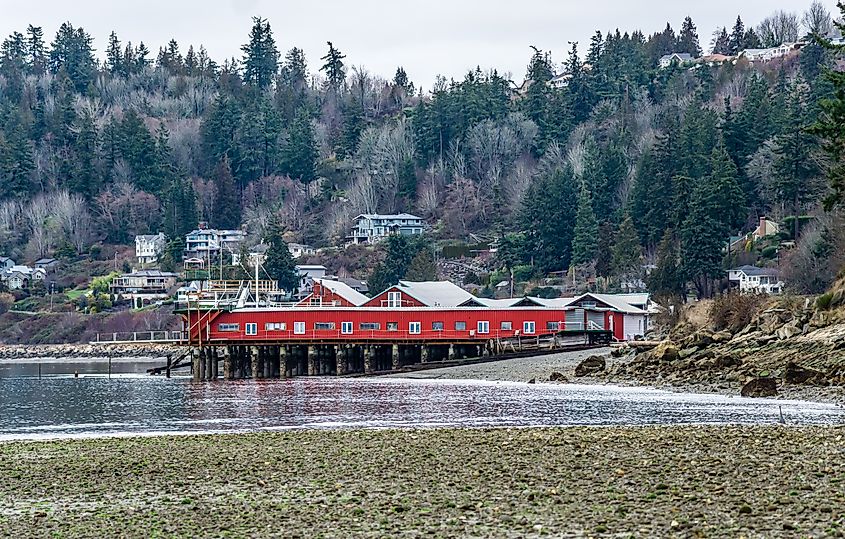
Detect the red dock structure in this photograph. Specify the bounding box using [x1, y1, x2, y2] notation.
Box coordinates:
[177, 280, 645, 381]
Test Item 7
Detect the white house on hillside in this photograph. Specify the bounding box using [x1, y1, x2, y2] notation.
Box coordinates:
[287, 243, 316, 259]
[727, 265, 784, 294]
[184, 223, 246, 261]
[347, 213, 425, 245]
[135, 233, 167, 265]
[659, 53, 693, 68]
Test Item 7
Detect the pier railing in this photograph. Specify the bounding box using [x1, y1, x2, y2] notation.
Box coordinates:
[92, 331, 186, 344]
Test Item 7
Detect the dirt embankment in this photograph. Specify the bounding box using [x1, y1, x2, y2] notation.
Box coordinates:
[603, 288, 845, 401]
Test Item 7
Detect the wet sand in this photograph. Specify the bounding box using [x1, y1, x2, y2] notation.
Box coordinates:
[1, 427, 844, 538]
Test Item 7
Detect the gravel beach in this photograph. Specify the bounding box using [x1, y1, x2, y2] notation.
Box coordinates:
[1, 427, 843, 538]
[393, 348, 845, 404]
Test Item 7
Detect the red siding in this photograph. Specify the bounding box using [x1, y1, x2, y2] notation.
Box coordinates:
[297, 282, 357, 307]
[363, 287, 425, 308]
[202, 307, 570, 343]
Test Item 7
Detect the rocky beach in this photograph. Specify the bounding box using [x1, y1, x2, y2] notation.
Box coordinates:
[1, 427, 843, 537]
[0, 343, 183, 361]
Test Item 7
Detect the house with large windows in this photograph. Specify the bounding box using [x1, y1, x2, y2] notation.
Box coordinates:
[347, 214, 425, 245]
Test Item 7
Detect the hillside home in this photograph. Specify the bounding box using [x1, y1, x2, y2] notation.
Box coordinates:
[741, 43, 803, 63]
[110, 270, 179, 307]
[34, 258, 59, 271]
[659, 53, 693, 68]
[347, 213, 425, 245]
[135, 233, 167, 265]
[287, 243, 316, 259]
[1, 265, 47, 290]
[727, 266, 784, 294]
[184, 223, 246, 260]
[295, 264, 328, 297]
[0, 257, 14, 271]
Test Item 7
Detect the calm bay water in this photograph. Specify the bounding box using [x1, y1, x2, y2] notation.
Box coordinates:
[0, 360, 843, 440]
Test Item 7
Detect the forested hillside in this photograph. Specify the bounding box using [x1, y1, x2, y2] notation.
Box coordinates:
[1, 1, 845, 299]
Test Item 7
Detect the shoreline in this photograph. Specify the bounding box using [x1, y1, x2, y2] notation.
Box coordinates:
[391, 348, 845, 405]
[1, 426, 843, 537]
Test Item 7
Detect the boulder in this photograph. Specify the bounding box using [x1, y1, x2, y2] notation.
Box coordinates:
[783, 362, 823, 384]
[549, 371, 568, 382]
[741, 378, 778, 398]
[650, 342, 680, 363]
[574, 355, 606, 377]
[686, 330, 714, 349]
[715, 354, 742, 369]
[776, 323, 802, 341]
[712, 331, 732, 343]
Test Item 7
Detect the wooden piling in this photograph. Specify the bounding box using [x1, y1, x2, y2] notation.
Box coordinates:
[250, 346, 259, 379]
[420, 345, 429, 364]
[307, 346, 317, 376]
[224, 347, 233, 380]
[391, 344, 400, 371]
[192, 350, 200, 382]
[211, 347, 219, 380]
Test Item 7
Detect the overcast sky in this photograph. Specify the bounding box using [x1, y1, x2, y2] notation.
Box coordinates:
[0, 0, 836, 90]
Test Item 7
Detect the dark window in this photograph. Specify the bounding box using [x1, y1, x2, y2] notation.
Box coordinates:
[360, 322, 381, 330]
[501, 321, 513, 331]
[387, 322, 399, 331]
[314, 322, 335, 330]
[432, 321, 444, 331]
[546, 321, 560, 331]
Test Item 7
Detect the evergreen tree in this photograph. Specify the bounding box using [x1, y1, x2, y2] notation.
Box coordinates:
[648, 230, 685, 299]
[281, 107, 317, 182]
[264, 221, 298, 294]
[518, 149, 578, 272]
[728, 16, 746, 55]
[369, 235, 428, 292]
[241, 16, 278, 89]
[0, 116, 35, 199]
[611, 214, 643, 287]
[106, 31, 124, 76]
[404, 249, 437, 281]
[677, 16, 702, 57]
[211, 157, 240, 229]
[320, 41, 346, 92]
[711, 27, 731, 55]
[25, 25, 46, 74]
[570, 186, 599, 266]
[810, 13, 845, 209]
[48, 22, 96, 93]
[773, 80, 819, 235]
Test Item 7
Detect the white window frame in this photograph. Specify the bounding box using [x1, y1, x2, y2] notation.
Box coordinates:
[455, 321, 467, 331]
[500, 321, 513, 331]
[293, 321, 306, 335]
[523, 321, 536, 335]
[477, 321, 490, 334]
[245, 323, 258, 336]
[387, 291, 402, 308]
[409, 322, 421, 335]
[341, 321, 353, 335]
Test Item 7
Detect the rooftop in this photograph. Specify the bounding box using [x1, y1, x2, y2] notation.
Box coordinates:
[356, 213, 422, 221]
[315, 278, 369, 306]
[395, 280, 476, 307]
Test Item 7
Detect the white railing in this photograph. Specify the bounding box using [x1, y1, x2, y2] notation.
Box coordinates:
[93, 331, 185, 344]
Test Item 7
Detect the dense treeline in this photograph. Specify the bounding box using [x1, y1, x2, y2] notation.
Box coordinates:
[0, 2, 844, 298]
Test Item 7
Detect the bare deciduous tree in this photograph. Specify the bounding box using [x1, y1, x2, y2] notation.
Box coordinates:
[24, 194, 56, 258]
[757, 11, 800, 47]
[53, 191, 94, 254]
[802, 1, 833, 37]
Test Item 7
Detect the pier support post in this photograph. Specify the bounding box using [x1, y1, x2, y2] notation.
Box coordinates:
[263, 347, 272, 378]
[448, 344, 456, 361]
[192, 350, 200, 382]
[223, 347, 233, 380]
[250, 346, 259, 379]
[364, 346, 373, 374]
[211, 348, 219, 379]
[281, 346, 290, 378]
[420, 345, 429, 364]
[307, 346, 317, 376]
[198, 348, 207, 381]
[335, 345, 345, 376]
[391, 344, 400, 371]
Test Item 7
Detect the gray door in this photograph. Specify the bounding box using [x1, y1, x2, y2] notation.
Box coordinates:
[587, 311, 605, 330]
[565, 309, 584, 330]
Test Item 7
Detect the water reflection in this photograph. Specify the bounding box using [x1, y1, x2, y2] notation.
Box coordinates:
[0, 375, 842, 440]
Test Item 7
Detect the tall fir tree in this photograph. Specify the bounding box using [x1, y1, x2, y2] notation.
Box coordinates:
[241, 17, 279, 89]
[211, 156, 240, 230]
[263, 221, 298, 294]
[570, 186, 599, 267]
[281, 107, 317, 182]
[677, 16, 702, 57]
